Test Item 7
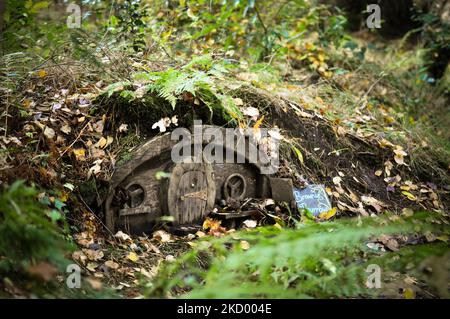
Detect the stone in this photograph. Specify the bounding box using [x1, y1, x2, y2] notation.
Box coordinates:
[269, 178, 294, 202]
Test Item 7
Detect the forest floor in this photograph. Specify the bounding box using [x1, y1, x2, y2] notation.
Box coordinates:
[0, 30, 449, 298]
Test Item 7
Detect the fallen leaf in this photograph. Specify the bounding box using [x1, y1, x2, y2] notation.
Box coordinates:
[196, 231, 206, 238]
[404, 288, 415, 299]
[72, 250, 87, 265]
[202, 217, 222, 231]
[252, 115, 264, 137]
[318, 207, 337, 220]
[394, 146, 408, 165]
[152, 117, 171, 132]
[105, 136, 114, 148]
[93, 120, 104, 133]
[43, 126, 55, 140]
[118, 123, 128, 133]
[379, 139, 395, 148]
[73, 148, 86, 161]
[384, 160, 393, 176]
[402, 191, 417, 201]
[242, 107, 259, 120]
[332, 176, 342, 185]
[436, 235, 448, 242]
[97, 137, 107, 148]
[297, 110, 313, 118]
[114, 230, 131, 242]
[105, 260, 119, 270]
[243, 219, 257, 228]
[87, 262, 98, 272]
[127, 251, 139, 262]
[240, 240, 250, 250]
[83, 248, 104, 261]
[153, 230, 172, 243]
[361, 196, 387, 213]
[291, 145, 304, 165]
[404, 276, 417, 285]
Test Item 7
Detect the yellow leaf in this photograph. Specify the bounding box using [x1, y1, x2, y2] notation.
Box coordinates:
[436, 235, 448, 242]
[404, 288, 415, 299]
[38, 69, 47, 78]
[402, 191, 417, 201]
[23, 99, 31, 108]
[60, 191, 69, 202]
[127, 251, 138, 262]
[253, 115, 264, 130]
[240, 240, 250, 250]
[72, 148, 86, 161]
[106, 136, 114, 148]
[203, 217, 221, 231]
[97, 137, 107, 148]
[379, 139, 395, 149]
[291, 145, 304, 165]
[317, 53, 325, 62]
[319, 207, 337, 220]
[253, 115, 264, 137]
[374, 170, 383, 177]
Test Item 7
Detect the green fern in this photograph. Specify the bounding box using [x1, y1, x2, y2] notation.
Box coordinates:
[146, 212, 449, 298]
[102, 55, 242, 121]
[146, 68, 214, 109]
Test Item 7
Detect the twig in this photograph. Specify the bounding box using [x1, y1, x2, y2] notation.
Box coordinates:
[58, 121, 90, 159]
[357, 72, 386, 110]
[254, 5, 268, 37]
[77, 191, 117, 240]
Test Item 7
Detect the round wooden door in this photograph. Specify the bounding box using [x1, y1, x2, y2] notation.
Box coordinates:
[167, 162, 216, 224]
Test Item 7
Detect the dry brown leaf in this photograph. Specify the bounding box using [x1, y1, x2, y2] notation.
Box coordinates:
[153, 230, 172, 243]
[83, 248, 104, 261]
[105, 260, 119, 270]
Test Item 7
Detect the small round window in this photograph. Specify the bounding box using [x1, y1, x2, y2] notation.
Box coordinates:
[126, 184, 145, 208]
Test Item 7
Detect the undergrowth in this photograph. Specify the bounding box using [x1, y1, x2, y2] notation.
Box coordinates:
[0, 181, 115, 298]
[146, 212, 449, 299]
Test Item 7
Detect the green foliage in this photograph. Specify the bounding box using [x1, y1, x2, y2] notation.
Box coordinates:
[103, 54, 242, 122]
[146, 212, 449, 298]
[413, 11, 450, 81]
[0, 181, 117, 298]
[0, 180, 72, 271]
[109, 0, 150, 52]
